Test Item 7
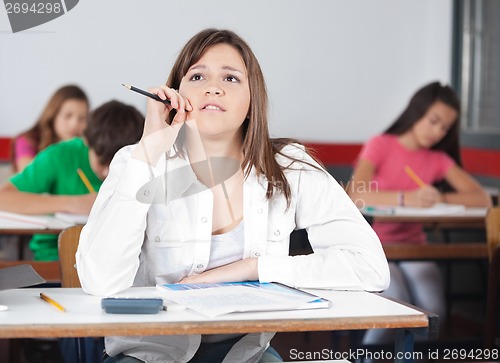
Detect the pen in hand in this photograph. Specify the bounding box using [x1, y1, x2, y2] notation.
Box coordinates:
[40, 292, 65, 312]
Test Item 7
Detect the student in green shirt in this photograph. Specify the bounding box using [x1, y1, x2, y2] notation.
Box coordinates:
[0, 100, 144, 260]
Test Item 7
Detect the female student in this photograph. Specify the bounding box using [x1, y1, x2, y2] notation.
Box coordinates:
[76, 28, 390, 363]
[348, 81, 491, 343]
[12, 84, 89, 172]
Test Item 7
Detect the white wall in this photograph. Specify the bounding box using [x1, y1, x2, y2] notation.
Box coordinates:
[0, 0, 453, 142]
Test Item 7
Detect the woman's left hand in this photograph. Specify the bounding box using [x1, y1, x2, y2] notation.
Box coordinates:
[179, 258, 258, 284]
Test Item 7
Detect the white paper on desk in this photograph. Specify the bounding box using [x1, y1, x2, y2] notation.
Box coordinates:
[394, 203, 466, 216]
[0, 211, 50, 229]
[54, 212, 88, 225]
[156, 284, 323, 317]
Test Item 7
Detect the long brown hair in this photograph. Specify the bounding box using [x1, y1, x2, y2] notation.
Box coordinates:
[12, 85, 88, 169]
[384, 81, 461, 165]
[166, 28, 319, 205]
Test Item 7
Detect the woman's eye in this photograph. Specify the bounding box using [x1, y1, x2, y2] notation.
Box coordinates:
[189, 74, 204, 81]
[224, 75, 240, 83]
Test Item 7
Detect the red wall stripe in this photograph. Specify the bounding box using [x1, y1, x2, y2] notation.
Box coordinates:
[461, 148, 500, 178]
[304, 142, 361, 165]
[1, 138, 499, 178]
[0, 138, 11, 162]
[304, 142, 500, 178]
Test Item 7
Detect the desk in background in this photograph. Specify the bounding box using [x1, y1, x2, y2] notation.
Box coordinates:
[365, 207, 487, 229]
[0, 213, 78, 261]
[0, 287, 437, 363]
[363, 207, 489, 338]
[0, 216, 75, 283]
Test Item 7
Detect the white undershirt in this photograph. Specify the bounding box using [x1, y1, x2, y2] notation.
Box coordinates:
[206, 220, 245, 270]
[202, 220, 245, 343]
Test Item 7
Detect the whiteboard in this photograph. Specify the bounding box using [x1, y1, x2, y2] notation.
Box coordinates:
[0, 0, 452, 142]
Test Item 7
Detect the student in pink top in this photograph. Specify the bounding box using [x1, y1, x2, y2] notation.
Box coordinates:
[348, 81, 491, 343]
[11, 85, 89, 172]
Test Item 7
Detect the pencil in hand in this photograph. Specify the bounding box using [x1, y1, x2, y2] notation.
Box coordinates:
[404, 165, 426, 188]
[122, 84, 190, 112]
[122, 84, 172, 106]
[77, 168, 95, 193]
[40, 292, 65, 311]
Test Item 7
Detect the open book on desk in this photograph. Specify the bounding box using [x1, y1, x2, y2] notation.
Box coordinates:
[155, 281, 332, 317]
[0, 211, 83, 230]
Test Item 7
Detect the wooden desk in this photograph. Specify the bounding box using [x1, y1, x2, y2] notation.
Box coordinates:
[0, 221, 73, 282]
[0, 215, 75, 259]
[0, 228, 66, 235]
[383, 243, 488, 261]
[0, 287, 436, 363]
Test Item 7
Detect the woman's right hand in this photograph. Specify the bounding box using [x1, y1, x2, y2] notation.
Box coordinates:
[134, 86, 194, 165]
[407, 186, 442, 207]
[143, 86, 193, 138]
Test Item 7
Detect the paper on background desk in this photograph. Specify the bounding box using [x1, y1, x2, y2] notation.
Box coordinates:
[363, 203, 474, 216]
[54, 212, 88, 225]
[395, 203, 466, 215]
[0, 264, 46, 290]
[0, 210, 77, 229]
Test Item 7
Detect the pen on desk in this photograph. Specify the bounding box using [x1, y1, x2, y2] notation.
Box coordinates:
[40, 292, 65, 312]
[77, 168, 95, 193]
[404, 165, 426, 188]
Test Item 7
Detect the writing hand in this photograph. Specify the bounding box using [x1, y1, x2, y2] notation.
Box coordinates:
[410, 185, 442, 207]
[66, 193, 98, 215]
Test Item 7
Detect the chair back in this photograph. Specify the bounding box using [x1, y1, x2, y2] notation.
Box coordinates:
[485, 207, 500, 349]
[487, 207, 500, 261]
[58, 225, 84, 288]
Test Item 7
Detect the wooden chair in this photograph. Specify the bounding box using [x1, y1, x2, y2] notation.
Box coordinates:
[485, 207, 500, 349]
[57, 225, 83, 288]
[58, 225, 105, 362]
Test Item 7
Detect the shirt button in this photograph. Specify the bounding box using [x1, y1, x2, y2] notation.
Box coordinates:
[144, 189, 150, 197]
[254, 252, 261, 257]
[197, 264, 204, 269]
[257, 209, 263, 214]
[201, 217, 207, 223]
[274, 230, 280, 237]
[154, 236, 160, 242]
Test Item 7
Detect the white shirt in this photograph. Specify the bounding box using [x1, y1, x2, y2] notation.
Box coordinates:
[76, 143, 389, 363]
